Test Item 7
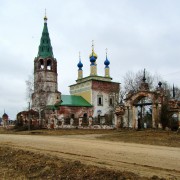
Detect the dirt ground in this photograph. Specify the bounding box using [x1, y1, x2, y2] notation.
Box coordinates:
[0, 146, 152, 180]
[0, 128, 180, 147]
[0, 128, 179, 179]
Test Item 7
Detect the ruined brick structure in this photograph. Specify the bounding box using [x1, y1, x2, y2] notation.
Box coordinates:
[115, 71, 180, 129]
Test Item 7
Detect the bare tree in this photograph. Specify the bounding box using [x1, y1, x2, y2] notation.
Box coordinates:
[26, 72, 48, 127]
[123, 69, 157, 94]
[25, 74, 34, 107]
[121, 69, 180, 130]
[158, 80, 180, 100]
[122, 69, 180, 99]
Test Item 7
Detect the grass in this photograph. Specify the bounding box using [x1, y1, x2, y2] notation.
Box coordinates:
[0, 146, 150, 180]
[0, 126, 113, 136]
[97, 129, 180, 147]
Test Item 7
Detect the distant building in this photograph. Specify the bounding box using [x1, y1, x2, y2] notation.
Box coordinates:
[2, 111, 9, 127]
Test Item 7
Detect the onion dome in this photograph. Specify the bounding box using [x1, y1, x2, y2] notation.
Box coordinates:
[158, 81, 162, 88]
[2, 111, 8, 120]
[104, 49, 110, 68]
[90, 55, 96, 64]
[77, 52, 83, 70]
[89, 40, 98, 64]
[77, 60, 83, 70]
[2, 113, 8, 118]
[104, 56, 110, 68]
[44, 15, 47, 23]
[89, 50, 98, 59]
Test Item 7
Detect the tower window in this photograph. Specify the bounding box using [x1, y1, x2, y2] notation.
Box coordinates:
[47, 59, 52, 70]
[39, 59, 44, 69]
[97, 95, 103, 106]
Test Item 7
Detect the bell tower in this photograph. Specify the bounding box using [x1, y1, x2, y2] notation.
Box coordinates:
[32, 14, 61, 109]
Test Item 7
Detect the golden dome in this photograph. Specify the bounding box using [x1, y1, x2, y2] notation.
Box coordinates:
[89, 49, 98, 58]
[89, 40, 98, 58]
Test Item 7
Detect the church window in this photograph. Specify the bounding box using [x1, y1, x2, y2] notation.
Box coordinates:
[47, 59, 52, 70]
[39, 59, 44, 69]
[109, 96, 114, 106]
[42, 47, 44, 51]
[97, 95, 103, 106]
[109, 95, 114, 106]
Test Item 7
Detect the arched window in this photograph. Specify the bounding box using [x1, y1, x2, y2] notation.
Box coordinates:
[97, 95, 103, 106]
[47, 59, 52, 70]
[39, 59, 44, 69]
[109, 95, 114, 106]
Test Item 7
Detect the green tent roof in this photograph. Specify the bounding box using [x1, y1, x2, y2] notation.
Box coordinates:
[59, 95, 92, 107]
[37, 19, 54, 58]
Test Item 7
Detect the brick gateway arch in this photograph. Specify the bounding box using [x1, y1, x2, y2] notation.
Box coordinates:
[115, 70, 167, 129]
[124, 91, 162, 129]
[115, 73, 180, 129]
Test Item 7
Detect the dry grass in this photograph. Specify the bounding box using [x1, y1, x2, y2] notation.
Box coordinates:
[0, 126, 113, 136]
[97, 129, 180, 147]
[0, 146, 156, 180]
[0, 126, 180, 147]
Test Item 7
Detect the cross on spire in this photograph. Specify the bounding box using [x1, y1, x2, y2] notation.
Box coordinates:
[44, 9, 47, 22]
[105, 48, 108, 57]
[92, 40, 94, 51]
[142, 68, 146, 82]
[173, 84, 176, 98]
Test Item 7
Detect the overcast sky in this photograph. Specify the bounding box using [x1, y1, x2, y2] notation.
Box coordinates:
[0, 0, 180, 119]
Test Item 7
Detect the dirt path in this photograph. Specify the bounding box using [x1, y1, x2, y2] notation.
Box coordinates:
[0, 134, 179, 179]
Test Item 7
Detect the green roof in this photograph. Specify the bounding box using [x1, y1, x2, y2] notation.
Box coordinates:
[37, 19, 53, 58]
[46, 105, 59, 110]
[59, 95, 92, 107]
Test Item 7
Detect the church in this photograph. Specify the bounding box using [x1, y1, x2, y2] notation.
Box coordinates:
[31, 15, 120, 128]
[16, 15, 180, 130]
